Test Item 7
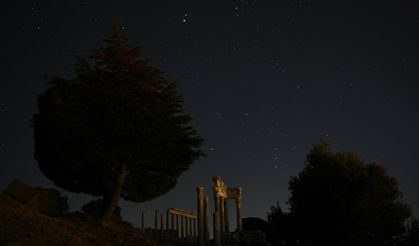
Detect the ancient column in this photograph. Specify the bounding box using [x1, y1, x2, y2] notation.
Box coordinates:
[224, 199, 230, 233]
[176, 214, 180, 238]
[186, 216, 189, 238]
[191, 217, 194, 237]
[181, 215, 185, 239]
[141, 212, 145, 232]
[204, 195, 210, 244]
[188, 217, 192, 238]
[213, 193, 221, 245]
[160, 212, 164, 238]
[197, 186, 204, 244]
[185, 217, 189, 238]
[213, 213, 218, 244]
[155, 210, 159, 238]
[236, 188, 243, 232]
[171, 213, 175, 238]
[220, 196, 225, 237]
[166, 210, 170, 238]
[193, 218, 197, 237]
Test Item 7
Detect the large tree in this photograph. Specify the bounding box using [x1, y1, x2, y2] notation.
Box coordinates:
[287, 142, 411, 245]
[32, 22, 204, 223]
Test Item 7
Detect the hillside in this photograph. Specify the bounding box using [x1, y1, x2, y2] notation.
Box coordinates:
[0, 194, 156, 246]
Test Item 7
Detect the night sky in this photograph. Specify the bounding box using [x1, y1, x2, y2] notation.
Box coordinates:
[1, 0, 419, 228]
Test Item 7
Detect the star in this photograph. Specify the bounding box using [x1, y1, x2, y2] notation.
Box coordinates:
[182, 13, 188, 23]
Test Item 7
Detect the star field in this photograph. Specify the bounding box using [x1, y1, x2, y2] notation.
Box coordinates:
[1, 0, 419, 227]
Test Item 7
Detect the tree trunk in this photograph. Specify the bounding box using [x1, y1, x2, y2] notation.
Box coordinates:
[100, 165, 128, 224]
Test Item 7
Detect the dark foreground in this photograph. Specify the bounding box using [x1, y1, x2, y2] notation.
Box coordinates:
[0, 194, 156, 246]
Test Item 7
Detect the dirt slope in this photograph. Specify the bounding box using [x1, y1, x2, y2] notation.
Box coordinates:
[0, 194, 156, 246]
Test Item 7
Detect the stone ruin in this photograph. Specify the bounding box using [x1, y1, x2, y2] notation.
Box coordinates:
[197, 176, 243, 245]
[140, 208, 199, 241]
[142, 176, 265, 245]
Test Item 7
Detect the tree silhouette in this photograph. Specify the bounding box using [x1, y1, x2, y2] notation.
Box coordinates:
[287, 142, 411, 245]
[406, 217, 419, 245]
[32, 22, 204, 223]
[243, 217, 269, 233]
[266, 202, 299, 244]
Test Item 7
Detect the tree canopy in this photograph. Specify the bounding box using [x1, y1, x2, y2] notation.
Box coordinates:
[284, 142, 411, 245]
[32, 22, 204, 222]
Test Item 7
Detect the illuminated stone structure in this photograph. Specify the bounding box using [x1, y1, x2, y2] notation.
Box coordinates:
[196, 176, 243, 245]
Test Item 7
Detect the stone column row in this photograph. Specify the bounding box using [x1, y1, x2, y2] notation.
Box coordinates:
[165, 210, 198, 239]
[142, 210, 198, 240]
